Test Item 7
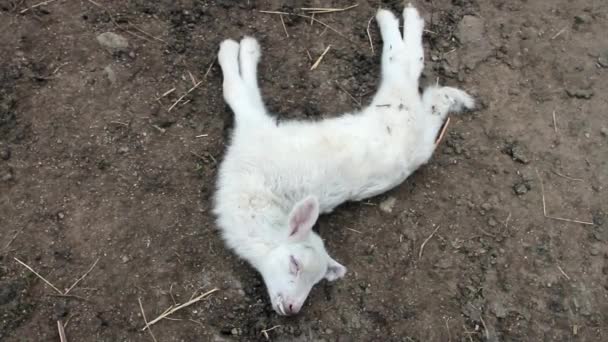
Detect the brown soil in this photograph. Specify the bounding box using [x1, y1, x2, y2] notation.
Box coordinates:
[1, 0, 607, 341]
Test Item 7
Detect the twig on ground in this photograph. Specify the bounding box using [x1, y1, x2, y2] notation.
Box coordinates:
[167, 58, 215, 112]
[551, 27, 567, 40]
[445, 317, 452, 342]
[87, 0, 160, 43]
[535, 169, 594, 225]
[259, 10, 355, 44]
[64, 258, 100, 295]
[552, 110, 558, 134]
[158, 88, 176, 99]
[142, 288, 219, 330]
[504, 212, 512, 228]
[14, 257, 63, 294]
[552, 170, 583, 182]
[310, 45, 331, 70]
[346, 227, 362, 234]
[301, 4, 358, 14]
[20, 0, 56, 13]
[138, 298, 158, 342]
[57, 320, 68, 342]
[557, 265, 571, 280]
[366, 16, 375, 55]
[335, 81, 361, 107]
[418, 225, 441, 259]
[187, 70, 198, 87]
[280, 15, 289, 37]
[3, 227, 24, 254]
[479, 314, 490, 341]
[435, 117, 451, 145]
[261, 325, 282, 340]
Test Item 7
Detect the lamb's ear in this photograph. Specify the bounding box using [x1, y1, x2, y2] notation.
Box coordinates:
[287, 196, 319, 241]
[324, 257, 346, 281]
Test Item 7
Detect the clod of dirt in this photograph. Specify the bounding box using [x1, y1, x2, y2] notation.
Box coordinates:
[96, 32, 129, 53]
[490, 300, 508, 318]
[1, 166, 13, 182]
[598, 49, 608, 68]
[455, 15, 493, 70]
[103, 65, 117, 84]
[379, 196, 397, 213]
[0, 145, 9, 160]
[513, 182, 530, 195]
[600, 127, 608, 138]
[503, 141, 530, 164]
[566, 87, 594, 99]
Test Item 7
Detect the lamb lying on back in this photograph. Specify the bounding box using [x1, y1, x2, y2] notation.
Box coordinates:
[213, 4, 474, 316]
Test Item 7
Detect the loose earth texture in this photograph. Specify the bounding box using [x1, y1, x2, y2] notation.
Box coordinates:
[0, 1, 607, 341]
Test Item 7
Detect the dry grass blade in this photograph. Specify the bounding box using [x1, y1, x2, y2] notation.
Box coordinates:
[14, 257, 63, 294]
[280, 14, 289, 37]
[366, 16, 375, 55]
[301, 4, 359, 14]
[418, 225, 441, 260]
[64, 257, 100, 295]
[557, 265, 571, 280]
[552, 170, 583, 182]
[57, 320, 68, 342]
[535, 169, 594, 225]
[335, 81, 361, 107]
[3, 227, 24, 254]
[435, 117, 451, 145]
[259, 10, 354, 44]
[142, 288, 219, 330]
[552, 110, 558, 134]
[310, 45, 331, 70]
[20, 0, 56, 13]
[167, 58, 215, 112]
[138, 298, 158, 342]
[261, 325, 282, 340]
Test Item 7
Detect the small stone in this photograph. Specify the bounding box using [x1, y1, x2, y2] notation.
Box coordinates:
[481, 202, 492, 211]
[590, 246, 600, 256]
[514, 182, 530, 195]
[103, 65, 117, 84]
[96, 32, 129, 52]
[0, 146, 10, 160]
[504, 142, 530, 164]
[1, 170, 13, 182]
[600, 127, 608, 137]
[434, 258, 452, 269]
[379, 197, 397, 214]
[566, 88, 594, 99]
[121, 255, 130, 263]
[488, 217, 498, 227]
[118, 146, 129, 154]
[598, 50, 608, 68]
[57, 212, 65, 220]
[230, 328, 239, 335]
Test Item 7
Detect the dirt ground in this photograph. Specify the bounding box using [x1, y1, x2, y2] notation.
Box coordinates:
[1, 0, 607, 341]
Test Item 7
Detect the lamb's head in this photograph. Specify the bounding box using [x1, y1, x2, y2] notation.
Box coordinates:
[259, 196, 346, 316]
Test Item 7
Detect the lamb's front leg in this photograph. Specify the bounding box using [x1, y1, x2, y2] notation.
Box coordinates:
[218, 37, 269, 127]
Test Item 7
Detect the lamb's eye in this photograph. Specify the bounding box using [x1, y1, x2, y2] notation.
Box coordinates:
[289, 255, 301, 275]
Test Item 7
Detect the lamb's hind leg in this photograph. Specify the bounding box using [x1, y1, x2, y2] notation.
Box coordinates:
[372, 6, 424, 106]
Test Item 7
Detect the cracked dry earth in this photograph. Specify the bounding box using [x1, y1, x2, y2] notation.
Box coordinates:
[1, 0, 607, 341]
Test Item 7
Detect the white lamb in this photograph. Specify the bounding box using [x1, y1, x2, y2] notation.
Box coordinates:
[213, 4, 474, 316]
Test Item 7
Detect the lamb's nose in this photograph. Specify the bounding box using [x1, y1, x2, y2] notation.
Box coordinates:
[286, 303, 299, 315]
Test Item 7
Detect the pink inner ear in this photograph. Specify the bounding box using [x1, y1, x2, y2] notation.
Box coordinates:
[289, 202, 314, 236]
[288, 197, 318, 239]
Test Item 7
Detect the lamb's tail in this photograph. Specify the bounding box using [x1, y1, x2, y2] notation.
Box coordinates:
[422, 86, 475, 118]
